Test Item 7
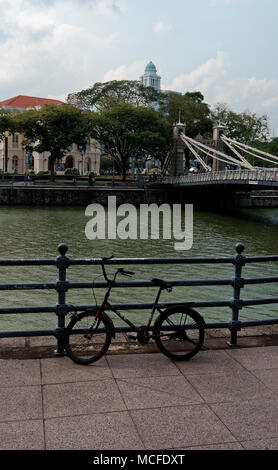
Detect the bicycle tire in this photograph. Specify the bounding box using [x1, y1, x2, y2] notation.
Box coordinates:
[65, 310, 112, 365]
[154, 306, 205, 361]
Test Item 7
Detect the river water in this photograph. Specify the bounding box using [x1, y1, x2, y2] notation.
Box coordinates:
[0, 205, 277, 332]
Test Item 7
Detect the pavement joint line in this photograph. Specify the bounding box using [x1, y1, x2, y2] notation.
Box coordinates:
[224, 347, 278, 400]
[246, 369, 278, 400]
[204, 401, 240, 445]
[39, 359, 47, 451]
[108, 363, 152, 450]
[115, 376, 205, 402]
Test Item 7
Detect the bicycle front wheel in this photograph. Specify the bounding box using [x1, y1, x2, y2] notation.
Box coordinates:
[154, 306, 205, 361]
[65, 310, 112, 365]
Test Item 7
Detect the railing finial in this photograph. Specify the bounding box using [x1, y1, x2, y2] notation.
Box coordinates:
[58, 243, 68, 256]
[235, 243, 245, 255]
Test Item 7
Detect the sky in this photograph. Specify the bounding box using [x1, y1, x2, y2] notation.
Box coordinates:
[0, 0, 278, 134]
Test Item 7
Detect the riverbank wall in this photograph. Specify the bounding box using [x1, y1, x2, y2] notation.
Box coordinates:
[0, 184, 278, 209]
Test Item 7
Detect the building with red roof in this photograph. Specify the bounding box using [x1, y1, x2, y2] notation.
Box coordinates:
[0, 95, 65, 110]
[0, 95, 100, 175]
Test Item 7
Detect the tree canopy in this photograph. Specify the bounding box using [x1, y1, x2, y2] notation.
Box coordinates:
[87, 103, 172, 180]
[0, 110, 15, 140]
[13, 104, 90, 178]
[67, 80, 164, 112]
[160, 92, 213, 138]
[210, 103, 270, 144]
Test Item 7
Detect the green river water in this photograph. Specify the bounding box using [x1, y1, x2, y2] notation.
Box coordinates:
[0, 205, 277, 332]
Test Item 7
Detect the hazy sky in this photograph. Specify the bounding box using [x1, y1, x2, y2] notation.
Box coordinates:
[1, 0, 278, 133]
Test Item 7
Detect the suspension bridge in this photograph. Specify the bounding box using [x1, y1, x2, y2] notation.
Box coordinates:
[152, 122, 278, 209]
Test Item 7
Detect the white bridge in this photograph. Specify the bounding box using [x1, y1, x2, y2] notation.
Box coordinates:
[161, 121, 278, 190]
[163, 168, 278, 187]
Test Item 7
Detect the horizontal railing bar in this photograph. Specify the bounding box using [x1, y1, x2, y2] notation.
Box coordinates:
[0, 296, 277, 315]
[0, 283, 57, 290]
[69, 257, 236, 265]
[0, 301, 230, 315]
[1, 275, 278, 291]
[0, 307, 57, 314]
[0, 330, 56, 338]
[0, 257, 236, 266]
[243, 277, 278, 284]
[0, 260, 58, 266]
[245, 256, 278, 263]
[0, 279, 234, 291]
[0, 255, 277, 268]
[242, 297, 278, 306]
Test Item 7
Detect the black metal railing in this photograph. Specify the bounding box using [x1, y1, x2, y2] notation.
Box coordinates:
[0, 242, 278, 354]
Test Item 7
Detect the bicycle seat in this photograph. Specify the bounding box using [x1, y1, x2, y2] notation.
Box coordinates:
[152, 278, 174, 290]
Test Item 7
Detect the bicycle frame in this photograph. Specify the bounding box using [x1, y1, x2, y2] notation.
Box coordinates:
[93, 267, 165, 336]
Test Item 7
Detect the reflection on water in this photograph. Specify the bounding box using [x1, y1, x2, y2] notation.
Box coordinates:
[0, 205, 277, 331]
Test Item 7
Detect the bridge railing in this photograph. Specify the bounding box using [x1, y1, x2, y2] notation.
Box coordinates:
[0, 243, 278, 354]
[163, 169, 278, 185]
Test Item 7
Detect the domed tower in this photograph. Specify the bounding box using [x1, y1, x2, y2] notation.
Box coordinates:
[140, 61, 161, 91]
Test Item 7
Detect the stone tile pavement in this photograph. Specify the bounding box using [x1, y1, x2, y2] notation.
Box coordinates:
[0, 346, 278, 450]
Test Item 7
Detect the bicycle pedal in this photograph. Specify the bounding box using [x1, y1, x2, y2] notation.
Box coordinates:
[128, 335, 137, 341]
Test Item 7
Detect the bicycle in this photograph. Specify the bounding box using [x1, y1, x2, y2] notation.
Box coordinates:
[65, 257, 206, 365]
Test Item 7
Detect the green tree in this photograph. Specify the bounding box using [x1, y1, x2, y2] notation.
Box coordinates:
[211, 103, 270, 144]
[160, 92, 213, 137]
[88, 103, 171, 180]
[67, 80, 164, 112]
[0, 109, 14, 140]
[14, 104, 90, 179]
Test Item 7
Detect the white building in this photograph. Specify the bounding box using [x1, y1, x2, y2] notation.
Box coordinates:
[0, 95, 101, 175]
[140, 61, 181, 96]
[140, 61, 161, 91]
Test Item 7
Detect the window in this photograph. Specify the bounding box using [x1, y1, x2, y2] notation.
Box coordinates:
[12, 134, 19, 148]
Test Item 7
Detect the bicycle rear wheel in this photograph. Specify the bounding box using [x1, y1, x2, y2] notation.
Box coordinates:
[65, 310, 112, 365]
[154, 306, 205, 361]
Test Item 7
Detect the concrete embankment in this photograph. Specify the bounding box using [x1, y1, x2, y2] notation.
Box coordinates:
[1, 184, 278, 209]
[0, 184, 169, 206]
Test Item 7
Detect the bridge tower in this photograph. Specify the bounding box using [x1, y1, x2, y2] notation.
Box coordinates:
[212, 124, 226, 171]
[169, 120, 187, 176]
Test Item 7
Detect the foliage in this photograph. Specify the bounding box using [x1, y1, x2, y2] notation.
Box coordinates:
[67, 80, 165, 112]
[13, 104, 90, 178]
[210, 103, 270, 144]
[0, 109, 15, 140]
[87, 103, 172, 180]
[160, 92, 213, 137]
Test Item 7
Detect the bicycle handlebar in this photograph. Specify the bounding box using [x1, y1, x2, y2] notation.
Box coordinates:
[100, 259, 135, 283]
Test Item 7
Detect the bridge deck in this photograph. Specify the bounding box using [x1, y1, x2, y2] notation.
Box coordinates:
[163, 169, 278, 189]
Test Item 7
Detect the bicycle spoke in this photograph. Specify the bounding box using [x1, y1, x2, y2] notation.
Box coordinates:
[155, 308, 205, 361]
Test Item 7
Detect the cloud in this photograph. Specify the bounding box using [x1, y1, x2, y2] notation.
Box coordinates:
[165, 51, 229, 94]
[103, 60, 146, 82]
[0, 0, 122, 97]
[154, 21, 172, 34]
[166, 51, 278, 130]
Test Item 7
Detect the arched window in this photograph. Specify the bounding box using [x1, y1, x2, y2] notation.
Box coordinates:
[66, 155, 74, 169]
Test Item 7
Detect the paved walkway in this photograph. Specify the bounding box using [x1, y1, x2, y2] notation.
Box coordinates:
[0, 346, 278, 450]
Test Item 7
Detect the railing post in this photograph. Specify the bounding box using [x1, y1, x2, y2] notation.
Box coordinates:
[55, 243, 70, 355]
[228, 243, 245, 347]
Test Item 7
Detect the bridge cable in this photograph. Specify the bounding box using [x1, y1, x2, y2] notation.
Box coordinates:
[225, 140, 278, 167]
[181, 138, 211, 172]
[221, 136, 253, 169]
[181, 135, 243, 168]
[223, 136, 278, 162]
[180, 134, 250, 169]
